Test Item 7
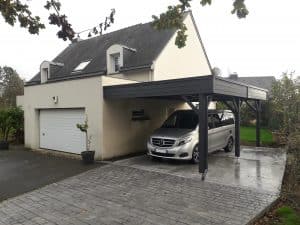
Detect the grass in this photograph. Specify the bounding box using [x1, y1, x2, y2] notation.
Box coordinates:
[276, 206, 300, 225]
[240, 126, 274, 145]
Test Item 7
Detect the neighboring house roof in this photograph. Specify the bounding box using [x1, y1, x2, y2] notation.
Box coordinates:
[27, 21, 177, 85]
[227, 74, 276, 92]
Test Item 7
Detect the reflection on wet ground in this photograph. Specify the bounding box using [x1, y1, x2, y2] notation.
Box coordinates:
[114, 146, 286, 194]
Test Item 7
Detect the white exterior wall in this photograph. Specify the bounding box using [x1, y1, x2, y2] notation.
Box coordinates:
[102, 98, 189, 160]
[102, 76, 138, 86]
[108, 70, 152, 82]
[22, 75, 142, 159]
[23, 77, 103, 159]
[153, 14, 211, 81]
[16, 95, 24, 108]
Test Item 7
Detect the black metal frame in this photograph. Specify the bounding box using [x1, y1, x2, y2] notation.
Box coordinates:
[103, 75, 267, 179]
[245, 100, 262, 147]
[221, 98, 242, 157]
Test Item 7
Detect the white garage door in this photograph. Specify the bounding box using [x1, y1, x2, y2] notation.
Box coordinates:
[40, 109, 86, 154]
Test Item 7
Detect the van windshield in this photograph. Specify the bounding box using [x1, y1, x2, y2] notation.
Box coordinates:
[162, 111, 198, 129]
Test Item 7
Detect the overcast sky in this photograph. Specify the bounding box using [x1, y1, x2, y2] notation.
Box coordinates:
[0, 0, 299, 81]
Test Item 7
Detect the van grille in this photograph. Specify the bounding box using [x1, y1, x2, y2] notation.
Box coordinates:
[151, 138, 175, 147]
[151, 151, 175, 157]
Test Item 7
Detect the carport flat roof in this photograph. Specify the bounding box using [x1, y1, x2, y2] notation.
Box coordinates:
[103, 75, 268, 101]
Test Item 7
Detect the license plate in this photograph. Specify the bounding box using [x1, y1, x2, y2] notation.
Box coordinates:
[155, 149, 167, 153]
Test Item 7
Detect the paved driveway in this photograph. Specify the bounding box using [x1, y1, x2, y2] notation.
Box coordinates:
[0, 147, 286, 225]
[115, 146, 286, 193]
[0, 146, 101, 202]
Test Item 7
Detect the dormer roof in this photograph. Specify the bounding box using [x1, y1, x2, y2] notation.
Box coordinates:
[27, 20, 177, 85]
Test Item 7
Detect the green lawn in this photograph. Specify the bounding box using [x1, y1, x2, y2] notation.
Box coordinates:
[240, 126, 274, 145]
[276, 206, 300, 225]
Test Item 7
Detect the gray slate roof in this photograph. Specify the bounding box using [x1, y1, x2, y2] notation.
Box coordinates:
[28, 22, 176, 84]
[228, 76, 276, 92]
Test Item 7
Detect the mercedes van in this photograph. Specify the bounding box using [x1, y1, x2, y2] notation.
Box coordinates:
[147, 110, 235, 163]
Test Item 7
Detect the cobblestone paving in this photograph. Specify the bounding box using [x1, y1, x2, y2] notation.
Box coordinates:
[0, 164, 278, 225]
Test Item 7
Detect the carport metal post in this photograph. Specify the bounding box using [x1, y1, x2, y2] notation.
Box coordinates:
[234, 98, 241, 158]
[198, 94, 208, 179]
[255, 100, 261, 147]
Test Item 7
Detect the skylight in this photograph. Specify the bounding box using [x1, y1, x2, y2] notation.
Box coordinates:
[73, 60, 91, 72]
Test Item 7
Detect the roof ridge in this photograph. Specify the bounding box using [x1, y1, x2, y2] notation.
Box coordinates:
[239, 76, 275, 78]
[73, 22, 149, 44]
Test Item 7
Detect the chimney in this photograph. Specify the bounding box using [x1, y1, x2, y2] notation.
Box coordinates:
[71, 37, 82, 44]
[229, 72, 238, 80]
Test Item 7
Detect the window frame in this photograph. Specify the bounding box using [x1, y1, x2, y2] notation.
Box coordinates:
[72, 60, 91, 72]
[111, 53, 121, 73]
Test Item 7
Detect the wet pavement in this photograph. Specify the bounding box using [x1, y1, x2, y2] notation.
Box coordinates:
[0, 146, 102, 202]
[0, 146, 286, 225]
[114, 146, 286, 194]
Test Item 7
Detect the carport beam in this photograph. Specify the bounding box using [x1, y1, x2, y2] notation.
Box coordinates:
[198, 94, 208, 179]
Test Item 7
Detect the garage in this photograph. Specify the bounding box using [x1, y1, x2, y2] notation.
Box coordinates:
[39, 109, 86, 154]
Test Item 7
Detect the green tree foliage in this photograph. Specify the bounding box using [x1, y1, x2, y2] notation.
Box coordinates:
[0, 0, 74, 40]
[152, 0, 248, 48]
[0, 0, 45, 34]
[0, 107, 23, 142]
[270, 72, 300, 134]
[0, 0, 115, 41]
[239, 73, 300, 133]
[0, 66, 24, 108]
[0, 0, 245, 46]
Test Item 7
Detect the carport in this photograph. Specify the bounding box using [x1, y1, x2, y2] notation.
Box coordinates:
[104, 75, 268, 179]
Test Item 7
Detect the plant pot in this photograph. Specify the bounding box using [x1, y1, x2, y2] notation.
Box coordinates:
[81, 150, 95, 164]
[0, 141, 9, 150]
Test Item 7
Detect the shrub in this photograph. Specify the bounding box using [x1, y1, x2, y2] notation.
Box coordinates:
[0, 107, 24, 142]
[282, 132, 300, 195]
[287, 132, 300, 152]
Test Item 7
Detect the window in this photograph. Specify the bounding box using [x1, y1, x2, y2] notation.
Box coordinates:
[208, 114, 221, 129]
[162, 111, 198, 129]
[73, 60, 90, 72]
[42, 68, 49, 79]
[111, 54, 120, 73]
[219, 112, 234, 126]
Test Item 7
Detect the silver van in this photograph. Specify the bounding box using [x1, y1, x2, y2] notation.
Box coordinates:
[147, 110, 235, 163]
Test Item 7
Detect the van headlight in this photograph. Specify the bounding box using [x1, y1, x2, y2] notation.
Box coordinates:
[177, 136, 192, 146]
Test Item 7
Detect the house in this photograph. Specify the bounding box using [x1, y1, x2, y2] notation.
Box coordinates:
[227, 73, 276, 93]
[18, 12, 213, 160]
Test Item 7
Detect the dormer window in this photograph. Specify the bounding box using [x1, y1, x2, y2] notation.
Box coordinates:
[112, 53, 120, 73]
[73, 60, 90, 72]
[43, 68, 49, 79]
[40, 61, 64, 83]
[106, 44, 135, 74]
[40, 61, 50, 83]
[106, 44, 124, 74]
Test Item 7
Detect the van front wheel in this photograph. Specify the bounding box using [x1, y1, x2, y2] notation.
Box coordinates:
[224, 137, 234, 152]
